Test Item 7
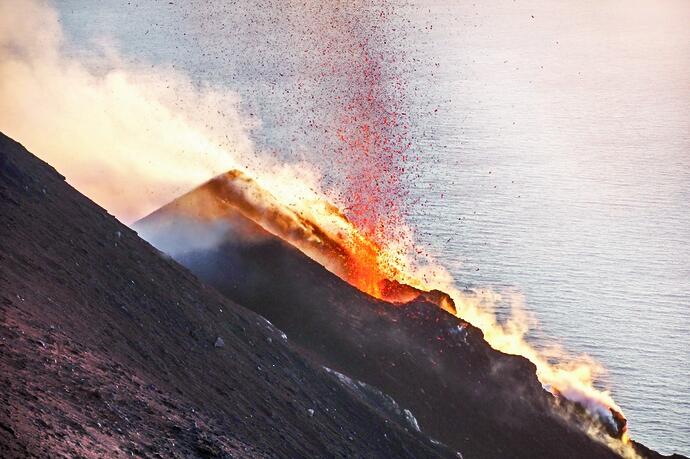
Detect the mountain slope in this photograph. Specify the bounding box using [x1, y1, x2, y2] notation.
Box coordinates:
[0, 131, 455, 458]
[136, 173, 632, 459]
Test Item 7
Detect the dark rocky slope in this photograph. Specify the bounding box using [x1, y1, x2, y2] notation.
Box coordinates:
[0, 132, 456, 458]
[137, 172, 686, 459]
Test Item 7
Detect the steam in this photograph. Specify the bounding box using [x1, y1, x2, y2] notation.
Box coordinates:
[0, 0, 257, 223]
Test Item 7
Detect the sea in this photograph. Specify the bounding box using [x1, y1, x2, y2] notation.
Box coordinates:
[56, 0, 690, 455]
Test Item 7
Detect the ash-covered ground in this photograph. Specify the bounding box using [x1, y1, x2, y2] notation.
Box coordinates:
[0, 132, 456, 458]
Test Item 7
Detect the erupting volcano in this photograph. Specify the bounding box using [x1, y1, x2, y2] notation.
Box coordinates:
[0, 0, 637, 445]
[2, 129, 684, 458]
[2, 0, 688, 457]
[137, 166, 645, 458]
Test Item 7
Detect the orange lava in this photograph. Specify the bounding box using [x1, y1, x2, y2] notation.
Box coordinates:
[165, 170, 455, 313]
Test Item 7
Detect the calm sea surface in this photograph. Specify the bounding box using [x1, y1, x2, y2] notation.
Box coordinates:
[58, 0, 689, 454]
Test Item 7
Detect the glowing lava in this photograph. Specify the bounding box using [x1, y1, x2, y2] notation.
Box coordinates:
[160, 170, 456, 313]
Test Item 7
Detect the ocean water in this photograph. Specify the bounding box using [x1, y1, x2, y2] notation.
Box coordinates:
[56, 0, 690, 455]
[404, 3, 690, 455]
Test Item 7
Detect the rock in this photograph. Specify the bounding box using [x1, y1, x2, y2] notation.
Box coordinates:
[214, 337, 225, 348]
[403, 409, 421, 432]
[307, 408, 314, 417]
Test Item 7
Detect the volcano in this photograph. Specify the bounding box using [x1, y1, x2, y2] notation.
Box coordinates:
[136, 171, 686, 459]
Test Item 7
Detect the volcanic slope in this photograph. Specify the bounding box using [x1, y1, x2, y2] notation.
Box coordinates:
[0, 131, 460, 458]
[137, 173, 687, 459]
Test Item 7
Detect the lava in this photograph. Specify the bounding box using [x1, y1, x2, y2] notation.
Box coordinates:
[163, 169, 456, 313]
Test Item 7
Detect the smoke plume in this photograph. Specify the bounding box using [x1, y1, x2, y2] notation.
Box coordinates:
[0, 0, 259, 223]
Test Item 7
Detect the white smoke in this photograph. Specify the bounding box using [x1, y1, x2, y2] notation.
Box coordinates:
[0, 0, 257, 223]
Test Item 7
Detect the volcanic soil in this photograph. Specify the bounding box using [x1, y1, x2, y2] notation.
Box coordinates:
[0, 132, 457, 458]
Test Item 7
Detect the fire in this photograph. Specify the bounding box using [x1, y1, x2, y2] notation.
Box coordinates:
[161, 167, 636, 455]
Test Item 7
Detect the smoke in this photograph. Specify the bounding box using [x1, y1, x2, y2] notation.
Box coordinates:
[0, 0, 258, 223]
